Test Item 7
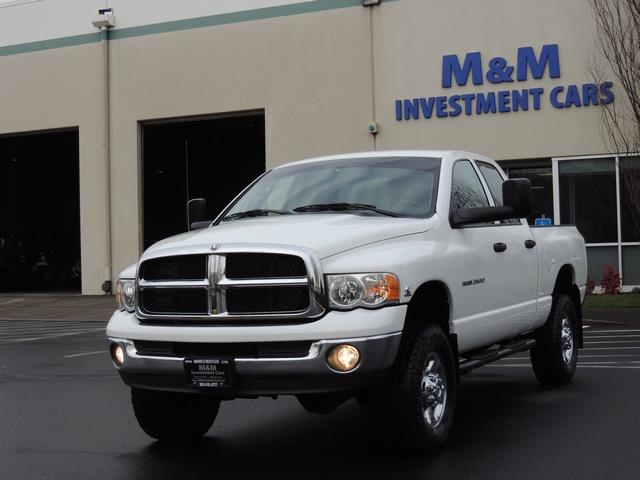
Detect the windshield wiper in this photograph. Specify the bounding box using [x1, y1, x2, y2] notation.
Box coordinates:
[222, 209, 292, 221]
[293, 203, 400, 217]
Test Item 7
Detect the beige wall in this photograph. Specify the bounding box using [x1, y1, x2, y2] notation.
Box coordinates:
[108, 6, 374, 283]
[374, 0, 612, 160]
[0, 0, 620, 293]
[0, 45, 109, 294]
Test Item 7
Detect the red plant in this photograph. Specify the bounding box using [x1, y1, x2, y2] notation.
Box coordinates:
[586, 277, 595, 295]
[600, 265, 621, 294]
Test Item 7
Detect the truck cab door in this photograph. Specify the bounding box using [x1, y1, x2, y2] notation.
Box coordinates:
[449, 159, 538, 351]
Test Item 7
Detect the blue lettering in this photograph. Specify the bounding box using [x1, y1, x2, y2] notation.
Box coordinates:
[582, 83, 599, 106]
[565, 84, 582, 107]
[498, 90, 511, 112]
[420, 97, 436, 118]
[448, 95, 462, 117]
[550, 86, 565, 109]
[600, 81, 614, 104]
[404, 99, 420, 120]
[436, 96, 448, 117]
[460, 94, 475, 115]
[516, 44, 561, 81]
[512, 89, 529, 111]
[476, 92, 497, 114]
[395, 100, 403, 121]
[486, 57, 514, 84]
[529, 88, 544, 110]
[442, 52, 483, 88]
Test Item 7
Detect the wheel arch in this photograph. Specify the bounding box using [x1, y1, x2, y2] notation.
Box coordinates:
[552, 264, 583, 348]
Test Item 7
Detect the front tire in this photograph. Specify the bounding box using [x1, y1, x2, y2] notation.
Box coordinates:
[131, 388, 220, 441]
[388, 324, 456, 454]
[530, 294, 578, 384]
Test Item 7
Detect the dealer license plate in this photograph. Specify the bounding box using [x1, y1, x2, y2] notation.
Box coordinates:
[184, 358, 232, 388]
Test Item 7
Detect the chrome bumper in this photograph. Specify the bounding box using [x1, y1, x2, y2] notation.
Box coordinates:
[109, 332, 401, 396]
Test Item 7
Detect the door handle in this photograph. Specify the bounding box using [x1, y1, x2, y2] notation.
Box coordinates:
[525, 239, 536, 249]
[493, 242, 507, 253]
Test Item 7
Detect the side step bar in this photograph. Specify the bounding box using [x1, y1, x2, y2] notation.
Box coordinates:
[459, 338, 536, 374]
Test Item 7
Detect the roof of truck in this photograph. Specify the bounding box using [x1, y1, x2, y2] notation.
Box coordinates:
[275, 150, 492, 169]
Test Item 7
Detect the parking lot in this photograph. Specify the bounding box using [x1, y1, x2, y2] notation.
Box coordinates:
[1, 321, 639, 480]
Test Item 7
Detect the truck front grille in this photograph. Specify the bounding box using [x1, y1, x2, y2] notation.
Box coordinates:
[133, 340, 313, 358]
[135, 248, 325, 323]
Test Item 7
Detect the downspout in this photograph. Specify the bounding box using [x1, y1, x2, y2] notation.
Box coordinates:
[101, 26, 113, 294]
[92, 8, 115, 293]
[364, 0, 380, 150]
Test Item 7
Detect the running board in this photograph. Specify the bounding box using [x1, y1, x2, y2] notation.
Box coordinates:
[459, 338, 536, 374]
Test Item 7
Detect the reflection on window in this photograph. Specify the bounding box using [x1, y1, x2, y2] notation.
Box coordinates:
[620, 157, 640, 242]
[451, 160, 489, 210]
[559, 159, 617, 243]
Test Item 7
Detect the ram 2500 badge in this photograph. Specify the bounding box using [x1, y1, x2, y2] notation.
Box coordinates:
[107, 151, 586, 452]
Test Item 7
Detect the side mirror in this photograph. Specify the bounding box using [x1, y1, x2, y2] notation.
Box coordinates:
[502, 178, 532, 218]
[450, 178, 532, 227]
[186, 198, 210, 231]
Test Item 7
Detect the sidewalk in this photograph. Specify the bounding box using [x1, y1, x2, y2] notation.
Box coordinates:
[0, 294, 115, 322]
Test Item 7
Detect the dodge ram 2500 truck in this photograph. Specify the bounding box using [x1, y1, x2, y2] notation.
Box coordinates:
[107, 150, 586, 452]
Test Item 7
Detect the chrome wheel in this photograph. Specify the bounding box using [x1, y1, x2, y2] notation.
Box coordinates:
[421, 352, 447, 428]
[561, 316, 574, 365]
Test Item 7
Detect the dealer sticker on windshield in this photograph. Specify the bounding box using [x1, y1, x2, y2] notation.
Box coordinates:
[184, 358, 232, 388]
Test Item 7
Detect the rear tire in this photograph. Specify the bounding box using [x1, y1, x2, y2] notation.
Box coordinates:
[387, 324, 456, 454]
[530, 294, 578, 384]
[131, 388, 220, 441]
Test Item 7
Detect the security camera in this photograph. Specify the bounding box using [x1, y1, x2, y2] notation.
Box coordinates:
[92, 8, 115, 28]
[367, 122, 379, 135]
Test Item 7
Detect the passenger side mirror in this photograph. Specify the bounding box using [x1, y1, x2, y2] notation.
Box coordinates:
[186, 198, 211, 231]
[450, 178, 532, 227]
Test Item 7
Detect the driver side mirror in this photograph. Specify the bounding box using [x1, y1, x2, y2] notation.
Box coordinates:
[450, 178, 532, 227]
[186, 198, 211, 231]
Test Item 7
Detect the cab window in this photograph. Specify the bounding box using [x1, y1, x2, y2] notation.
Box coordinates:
[477, 161, 520, 224]
[451, 160, 490, 210]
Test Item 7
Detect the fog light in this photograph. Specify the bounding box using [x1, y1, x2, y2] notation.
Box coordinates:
[327, 344, 360, 372]
[111, 343, 125, 367]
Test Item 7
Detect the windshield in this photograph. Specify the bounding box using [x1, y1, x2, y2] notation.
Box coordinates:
[219, 156, 441, 222]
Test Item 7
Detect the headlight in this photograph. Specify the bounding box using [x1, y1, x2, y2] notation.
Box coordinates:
[115, 279, 136, 312]
[327, 273, 400, 310]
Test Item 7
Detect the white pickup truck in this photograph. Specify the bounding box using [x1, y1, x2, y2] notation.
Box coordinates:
[107, 150, 586, 452]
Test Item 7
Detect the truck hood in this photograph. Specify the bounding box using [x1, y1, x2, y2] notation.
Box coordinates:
[144, 214, 431, 260]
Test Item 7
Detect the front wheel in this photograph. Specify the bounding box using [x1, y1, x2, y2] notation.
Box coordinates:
[387, 324, 457, 454]
[530, 294, 578, 384]
[131, 388, 220, 441]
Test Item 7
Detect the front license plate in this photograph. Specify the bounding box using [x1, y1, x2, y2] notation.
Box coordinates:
[185, 358, 233, 388]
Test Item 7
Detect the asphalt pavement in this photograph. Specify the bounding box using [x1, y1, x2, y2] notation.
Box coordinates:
[0, 321, 639, 480]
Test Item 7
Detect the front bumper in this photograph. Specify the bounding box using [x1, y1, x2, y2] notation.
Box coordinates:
[109, 332, 401, 396]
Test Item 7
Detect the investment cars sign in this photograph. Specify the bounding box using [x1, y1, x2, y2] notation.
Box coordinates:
[395, 44, 614, 121]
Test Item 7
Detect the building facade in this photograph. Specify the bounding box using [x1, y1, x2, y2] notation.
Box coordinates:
[0, 0, 637, 294]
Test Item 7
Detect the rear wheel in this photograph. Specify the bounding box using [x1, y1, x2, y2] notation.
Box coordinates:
[387, 324, 456, 454]
[131, 388, 220, 441]
[530, 294, 578, 384]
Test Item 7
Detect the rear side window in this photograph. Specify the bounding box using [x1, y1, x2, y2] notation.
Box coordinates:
[451, 160, 489, 210]
[477, 161, 520, 224]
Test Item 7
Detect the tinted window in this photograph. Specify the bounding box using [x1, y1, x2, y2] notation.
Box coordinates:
[451, 160, 489, 210]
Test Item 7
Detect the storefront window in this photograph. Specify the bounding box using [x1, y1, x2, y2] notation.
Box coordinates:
[620, 156, 640, 242]
[559, 158, 617, 243]
[508, 166, 553, 225]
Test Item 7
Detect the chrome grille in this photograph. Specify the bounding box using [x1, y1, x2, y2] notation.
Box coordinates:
[136, 245, 325, 323]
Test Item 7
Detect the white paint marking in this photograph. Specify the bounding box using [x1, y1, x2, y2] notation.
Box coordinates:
[584, 340, 640, 344]
[582, 325, 590, 329]
[487, 364, 640, 369]
[583, 335, 640, 339]
[64, 350, 107, 358]
[583, 329, 640, 334]
[586, 346, 640, 351]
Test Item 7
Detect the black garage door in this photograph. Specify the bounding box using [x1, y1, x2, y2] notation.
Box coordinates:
[142, 112, 266, 248]
[0, 129, 81, 292]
